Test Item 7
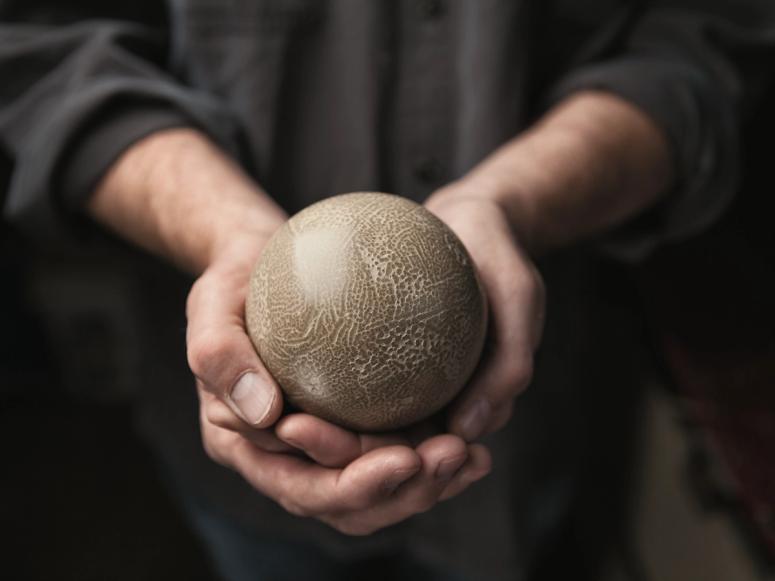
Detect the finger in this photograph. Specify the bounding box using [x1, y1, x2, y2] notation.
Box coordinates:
[449, 241, 544, 441]
[199, 402, 242, 468]
[230, 440, 421, 517]
[402, 413, 448, 445]
[406, 434, 469, 501]
[328, 435, 469, 535]
[485, 400, 514, 437]
[200, 387, 295, 453]
[275, 414, 410, 468]
[439, 443, 493, 501]
[186, 264, 283, 428]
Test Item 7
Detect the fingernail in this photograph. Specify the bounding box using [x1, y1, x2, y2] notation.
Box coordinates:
[230, 372, 274, 425]
[435, 456, 464, 483]
[382, 467, 419, 495]
[459, 399, 491, 441]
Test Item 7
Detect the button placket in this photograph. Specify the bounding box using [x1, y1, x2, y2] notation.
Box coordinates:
[387, 0, 454, 200]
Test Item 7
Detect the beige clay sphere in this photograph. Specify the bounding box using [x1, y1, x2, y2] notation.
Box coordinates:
[245, 192, 487, 431]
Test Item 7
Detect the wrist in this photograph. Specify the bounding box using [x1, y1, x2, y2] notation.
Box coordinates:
[447, 91, 673, 255]
[90, 128, 287, 274]
[427, 173, 540, 256]
[205, 202, 286, 268]
[207, 218, 284, 275]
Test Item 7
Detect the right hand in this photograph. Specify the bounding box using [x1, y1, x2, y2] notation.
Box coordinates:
[186, 232, 492, 536]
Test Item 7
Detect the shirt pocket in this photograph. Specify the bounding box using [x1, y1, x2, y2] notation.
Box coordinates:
[170, 0, 321, 93]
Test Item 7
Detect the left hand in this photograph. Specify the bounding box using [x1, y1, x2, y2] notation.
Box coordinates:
[425, 182, 545, 442]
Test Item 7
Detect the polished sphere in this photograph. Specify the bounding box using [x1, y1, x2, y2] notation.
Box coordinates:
[246, 193, 487, 431]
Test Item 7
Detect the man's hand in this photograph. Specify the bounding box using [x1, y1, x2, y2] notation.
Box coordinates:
[425, 187, 545, 442]
[187, 232, 491, 535]
[200, 410, 491, 535]
[186, 234, 286, 434]
[420, 91, 672, 442]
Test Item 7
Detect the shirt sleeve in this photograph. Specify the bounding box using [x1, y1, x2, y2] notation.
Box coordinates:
[0, 6, 242, 240]
[550, 3, 775, 260]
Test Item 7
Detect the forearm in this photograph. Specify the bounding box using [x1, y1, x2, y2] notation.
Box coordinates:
[460, 91, 674, 255]
[88, 128, 286, 274]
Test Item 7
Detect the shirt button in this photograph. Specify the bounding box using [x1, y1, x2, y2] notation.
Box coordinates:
[413, 158, 443, 185]
[417, 0, 444, 20]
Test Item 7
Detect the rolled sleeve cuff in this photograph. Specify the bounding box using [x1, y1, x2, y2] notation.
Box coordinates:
[550, 56, 740, 261]
[6, 80, 243, 241]
[59, 104, 191, 210]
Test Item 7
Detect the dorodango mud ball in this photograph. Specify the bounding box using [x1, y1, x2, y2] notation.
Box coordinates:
[245, 193, 487, 432]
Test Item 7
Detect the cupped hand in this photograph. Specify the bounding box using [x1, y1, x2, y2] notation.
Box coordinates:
[185, 230, 491, 535]
[425, 183, 545, 442]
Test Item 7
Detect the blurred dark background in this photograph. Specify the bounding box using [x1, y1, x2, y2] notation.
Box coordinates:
[0, 272, 216, 580]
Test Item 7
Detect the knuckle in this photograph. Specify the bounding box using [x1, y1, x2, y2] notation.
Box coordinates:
[199, 420, 242, 468]
[412, 490, 437, 514]
[200, 431, 226, 466]
[343, 493, 372, 513]
[204, 404, 223, 427]
[331, 518, 379, 537]
[489, 402, 514, 433]
[187, 332, 239, 382]
[503, 356, 533, 390]
[205, 404, 237, 430]
[510, 263, 544, 307]
[279, 497, 311, 518]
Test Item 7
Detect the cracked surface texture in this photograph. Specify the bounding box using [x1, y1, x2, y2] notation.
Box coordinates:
[246, 193, 487, 431]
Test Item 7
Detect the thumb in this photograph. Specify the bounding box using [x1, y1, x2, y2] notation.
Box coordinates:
[186, 264, 283, 428]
